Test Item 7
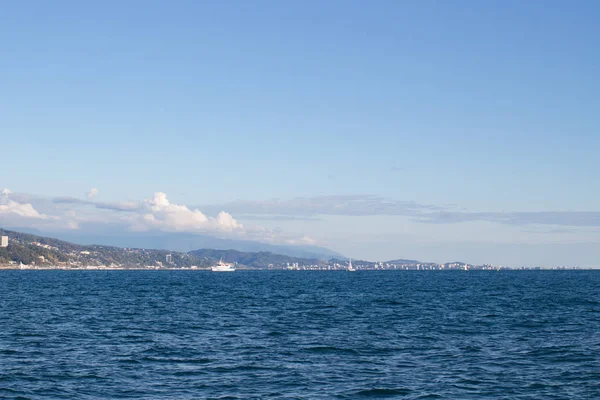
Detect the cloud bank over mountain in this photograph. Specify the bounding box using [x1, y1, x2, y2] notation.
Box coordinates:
[0, 188, 315, 247]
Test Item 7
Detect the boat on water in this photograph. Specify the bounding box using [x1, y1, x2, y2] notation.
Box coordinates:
[211, 259, 235, 272]
[347, 259, 356, 272]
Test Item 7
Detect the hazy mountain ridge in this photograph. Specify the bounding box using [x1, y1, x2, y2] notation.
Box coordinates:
[0, 229, 431, 269]
[12, 228, 342, 260]
[0, 229, 332, 268]
[385, 259, 422, 265]
[188, 249, 323, 268]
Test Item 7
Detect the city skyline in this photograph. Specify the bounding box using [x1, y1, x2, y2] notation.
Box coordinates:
[1, 1, 599, 267]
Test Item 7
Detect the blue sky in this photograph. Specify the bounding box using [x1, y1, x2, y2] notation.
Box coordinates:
[1, 1, 599, 266]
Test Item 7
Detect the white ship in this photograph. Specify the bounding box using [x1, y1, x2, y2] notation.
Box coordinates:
[211, 259, 235, 272]
[347, 259, 356, 272]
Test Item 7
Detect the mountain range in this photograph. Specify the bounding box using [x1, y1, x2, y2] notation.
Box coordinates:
[10, 228, 343, 260]
[0, 228, 431, 269]
[0, 228, 343, 269]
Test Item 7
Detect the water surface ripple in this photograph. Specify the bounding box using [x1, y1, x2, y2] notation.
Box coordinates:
[1, 270, 599, 399]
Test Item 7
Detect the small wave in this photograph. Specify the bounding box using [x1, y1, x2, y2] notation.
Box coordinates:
[117, 358, 141, 364]
[140, 356, 213, 364]
[210, 365, 274, 372]
[353, 388, 412, 397]
[374, 299, 403, 306]
[172, 371, 207, 377]
[304, 346, 360, 355]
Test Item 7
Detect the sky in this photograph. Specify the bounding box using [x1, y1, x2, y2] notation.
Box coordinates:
[1, 0, 599, 267]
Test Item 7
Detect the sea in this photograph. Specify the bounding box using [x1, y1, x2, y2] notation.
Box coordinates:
[1, 270, 599, 399]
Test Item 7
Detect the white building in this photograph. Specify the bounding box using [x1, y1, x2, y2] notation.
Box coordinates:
[0, 236, 7, 248]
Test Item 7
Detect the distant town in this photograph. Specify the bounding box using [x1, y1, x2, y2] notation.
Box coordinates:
[0, 230, 589, 271]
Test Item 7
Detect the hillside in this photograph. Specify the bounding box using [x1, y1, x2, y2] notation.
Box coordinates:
[0, 228, 328, 269]
[0, 228, 209, 268]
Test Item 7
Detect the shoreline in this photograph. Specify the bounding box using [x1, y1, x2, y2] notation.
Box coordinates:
[0, 266, 594, 271]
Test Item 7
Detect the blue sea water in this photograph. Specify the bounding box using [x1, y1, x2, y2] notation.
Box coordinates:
[1, 270, 599, 399]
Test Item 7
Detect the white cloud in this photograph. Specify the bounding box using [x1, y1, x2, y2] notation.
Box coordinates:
[0, 189, 81, 230]
[130, 192, 243, 233]
[86, 188, 100, 199]
[283, 235, 317, 245]
[0, 201, 46, 219]
[0, 188, 46, 219]
[216, 211, 243, 231]
[46, 191, 245, 235]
